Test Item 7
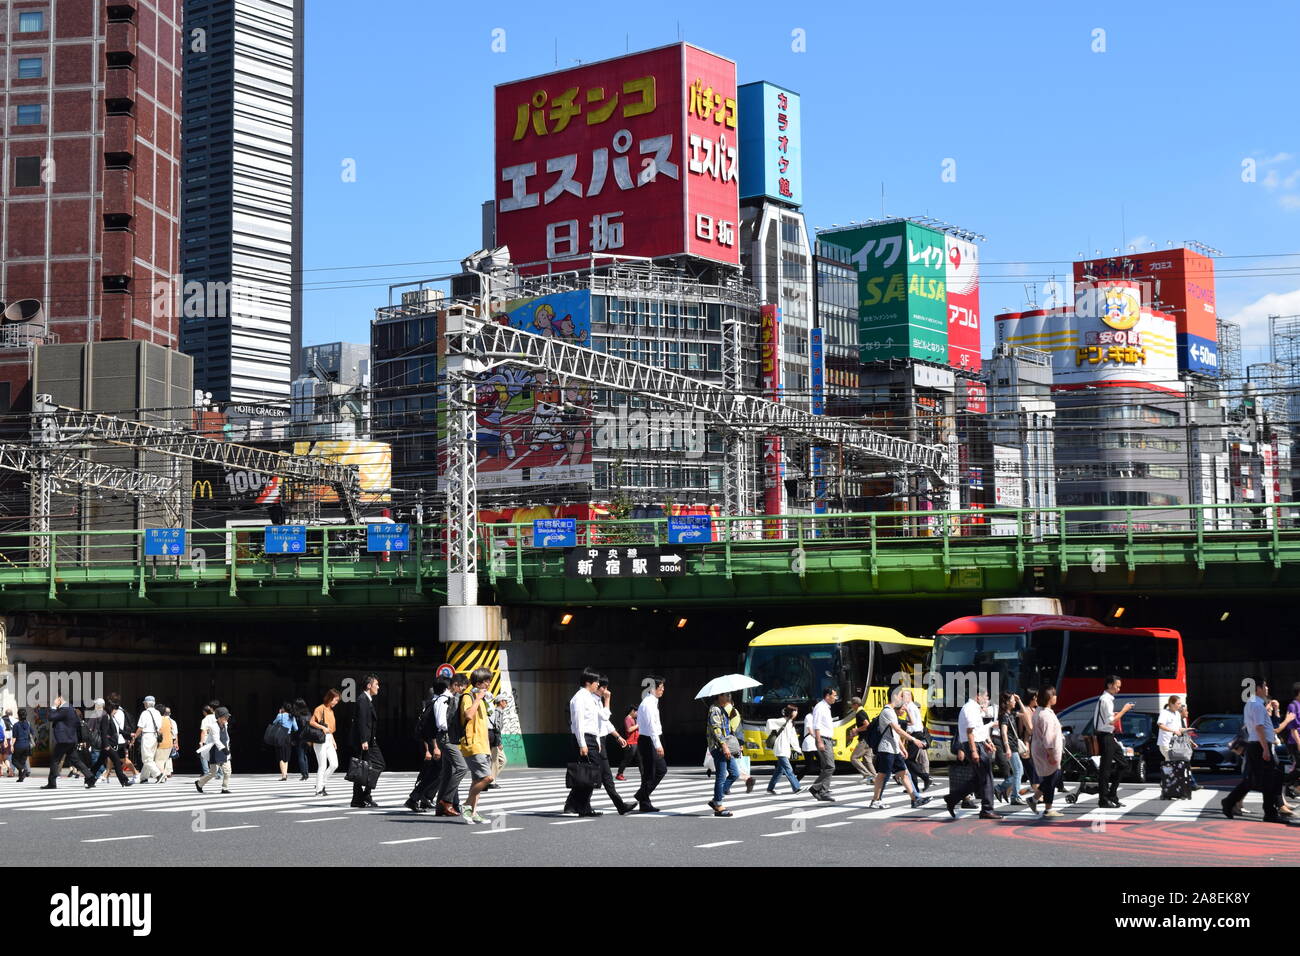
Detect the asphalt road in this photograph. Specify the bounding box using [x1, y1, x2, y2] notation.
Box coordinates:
[4, 767, 1297, 866]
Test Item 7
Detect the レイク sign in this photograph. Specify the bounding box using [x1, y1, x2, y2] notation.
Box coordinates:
[494, 43, 739, 272]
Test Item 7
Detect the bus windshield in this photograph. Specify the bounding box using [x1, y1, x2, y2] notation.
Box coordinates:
[928, 633, 1027, 720]
[741, 643, 841, 718]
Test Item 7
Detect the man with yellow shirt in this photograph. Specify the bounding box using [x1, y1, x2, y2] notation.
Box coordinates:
[459, 667, 495, 825]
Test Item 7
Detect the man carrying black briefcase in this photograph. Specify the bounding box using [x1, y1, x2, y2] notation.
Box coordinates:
[348, 675, 384, 808]
[563, 669, 610, 816]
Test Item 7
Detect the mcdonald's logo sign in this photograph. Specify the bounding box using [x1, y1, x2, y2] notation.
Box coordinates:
[192, 480, 213, 499]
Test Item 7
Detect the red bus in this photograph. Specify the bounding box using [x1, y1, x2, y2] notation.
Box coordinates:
[925, 612, 1187, 762]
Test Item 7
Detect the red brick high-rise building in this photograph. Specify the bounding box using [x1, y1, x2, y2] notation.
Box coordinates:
[0, 0, 181, 414]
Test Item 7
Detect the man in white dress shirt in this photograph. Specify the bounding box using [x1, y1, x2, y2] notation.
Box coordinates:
[564, 669, 606, 816]
[943, 688, 1002, 819]
[807, 686, 839, 802]
[1223, 676, 1286, 823]
[1094, 675, 1134, 808]
[633, 676, 668, 812]
[593, 676, 632, 814]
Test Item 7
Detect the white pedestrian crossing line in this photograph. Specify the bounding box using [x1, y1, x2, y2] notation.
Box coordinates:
[381, 836, 441, 844]
[0, 773, 1258, 833]
[695, 840, 742, 848]
[83, 834, 152, 843]
[197, 825, 260, 833]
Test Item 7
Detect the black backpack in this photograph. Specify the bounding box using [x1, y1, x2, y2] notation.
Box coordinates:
[416, 699, 438, 742]
[866, 710, 888, 751]
[445, 692, 468, 745]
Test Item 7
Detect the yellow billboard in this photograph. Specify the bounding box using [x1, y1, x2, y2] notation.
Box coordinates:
[291, 440, 392, 503]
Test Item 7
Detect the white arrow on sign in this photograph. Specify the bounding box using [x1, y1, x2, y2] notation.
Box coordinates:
[661, 554, 682, 565]
[542, 533, 568, 546]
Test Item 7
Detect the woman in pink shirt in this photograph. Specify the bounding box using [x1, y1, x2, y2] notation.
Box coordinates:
[616, 705, 640, 781]
[1031, 686, 1064, 819]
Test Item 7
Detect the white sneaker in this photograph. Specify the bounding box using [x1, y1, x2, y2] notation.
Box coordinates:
[867, 800, 886, 809]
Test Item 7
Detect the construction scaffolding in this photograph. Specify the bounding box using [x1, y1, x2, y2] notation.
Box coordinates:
[1269, 314, 1300, 428]
[1217, 317, 1242, 383]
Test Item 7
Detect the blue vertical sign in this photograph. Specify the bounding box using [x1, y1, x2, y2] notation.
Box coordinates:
[533, 518, 577, 548]
[264, 525, 307, 554]
[810, 328, 825, 416]
[366, 523, 410, 553]
[144, 528, 186, 557]
[737, 81, 802, 206]
[667, 515, 712, 544]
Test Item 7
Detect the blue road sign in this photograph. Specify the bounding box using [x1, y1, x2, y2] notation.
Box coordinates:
[534, 518, 577, 548]
[668, 515, 712, 544]
[264, 525, 307, 554]
[366, 523, 410, 553]
[144, 528, 186, 557]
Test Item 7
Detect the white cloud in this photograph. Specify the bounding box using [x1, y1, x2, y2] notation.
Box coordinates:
[1226, 287, 1300, 345]
[1260, 152, 1295, 166]
[1281, 194, 1300, 210]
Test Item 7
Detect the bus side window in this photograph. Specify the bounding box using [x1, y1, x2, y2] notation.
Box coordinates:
[1154, 638, 1178, 679]
[1028, 630, 1063, 690]
[1064, 632, 1103, 679]
[1108, 636, 1135, 679]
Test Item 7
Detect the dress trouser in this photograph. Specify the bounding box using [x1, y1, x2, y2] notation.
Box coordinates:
[947, 743, 996, 812]
[91, 744, 131, 785]
[437, 737, 467, 807]
[1096, 731, 1126, 802]
[351, 742, 384, 804]
[47, 743, 93, 786]
[588, 734, 629, 810]
[633, 735, 667, 805]
[1225, 742, 1282, 820]
[564, 735, 600, 814]
[809, 743, 835, 795]
[409, 745, 441, 802]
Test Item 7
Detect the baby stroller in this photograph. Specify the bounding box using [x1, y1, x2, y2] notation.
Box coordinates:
[1060, 736, 1103, 805]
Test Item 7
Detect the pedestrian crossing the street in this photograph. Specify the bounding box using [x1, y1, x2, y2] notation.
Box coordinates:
[0, 770, 1279, 830]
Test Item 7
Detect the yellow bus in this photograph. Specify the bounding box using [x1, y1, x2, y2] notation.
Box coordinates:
[737, 624, 934, 764]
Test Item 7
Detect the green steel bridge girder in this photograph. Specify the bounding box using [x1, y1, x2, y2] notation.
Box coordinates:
[4, 515, 1300, 614]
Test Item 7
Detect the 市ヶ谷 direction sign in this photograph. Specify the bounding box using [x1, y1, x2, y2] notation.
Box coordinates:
[667, 515, 712, 544]
[144, 528, 186, 557]
[534, 518, 577, 548]
[366, 523, 410, 553]
[264, 525, 307, 554]
[565, 546, 686, 578]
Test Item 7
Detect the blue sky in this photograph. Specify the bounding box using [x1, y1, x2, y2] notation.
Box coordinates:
[302, 0, 1300, 364]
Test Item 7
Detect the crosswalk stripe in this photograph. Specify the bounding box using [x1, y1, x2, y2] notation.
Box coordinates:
[381, 836, 441, 844]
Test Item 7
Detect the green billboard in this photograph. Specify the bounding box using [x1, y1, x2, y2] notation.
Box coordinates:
[822, 221, 948, 363]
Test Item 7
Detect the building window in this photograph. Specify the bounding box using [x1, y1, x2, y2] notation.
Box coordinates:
[17, 57, 43, 79]
[14, 156, 42, 187]
[18, 11, 45, 31]
[16, 104, 43, 125]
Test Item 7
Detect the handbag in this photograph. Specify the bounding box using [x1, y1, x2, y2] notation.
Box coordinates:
[345, 756, 381, 788]
[1169, 735, 1194, 762]
[565, 758, 601, 789]
[299, 716, 325, 746]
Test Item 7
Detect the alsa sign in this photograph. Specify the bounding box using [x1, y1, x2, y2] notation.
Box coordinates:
[494, 43, 740, 271]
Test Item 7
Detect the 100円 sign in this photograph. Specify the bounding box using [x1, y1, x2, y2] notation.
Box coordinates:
[565, 546, 686, 578]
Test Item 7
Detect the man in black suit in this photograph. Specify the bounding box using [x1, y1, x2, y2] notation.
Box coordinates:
[351, 675, 384, 808]
[43, 696, 95, 789]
